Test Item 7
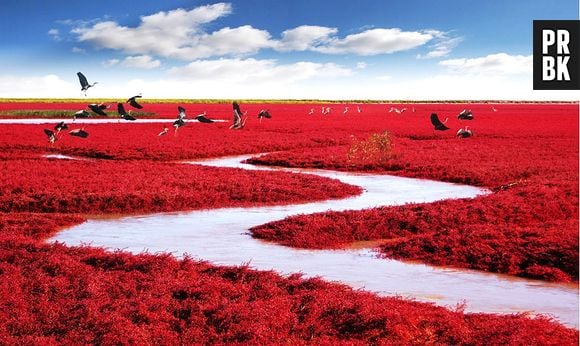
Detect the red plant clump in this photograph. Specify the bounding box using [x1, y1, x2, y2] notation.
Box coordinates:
[0, 213, 577, 344]
[252, 192, 578, 281]
[0, 212, 85, 243]
[0, 156, 361, 214]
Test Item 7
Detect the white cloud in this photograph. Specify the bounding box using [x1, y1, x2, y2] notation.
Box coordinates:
[313, 28, 433, 55]
[139, 3, 231, 30]
[417, 31, 462, 59]
[104, 56, 160, 69]
[275, 27, 438, 56]
[121, 55, 161, 69]
[58, 16, 112, 28]
[71, 3, 273, 60]
[168, 58, 351, 83]
[439, 53, 532, 75]
[103, 59, 120, 67]
[71, 4, 441, 59]
[194, 25, 272, 58]
[48, 28, 61, 41]
[275, 25, 337, 51]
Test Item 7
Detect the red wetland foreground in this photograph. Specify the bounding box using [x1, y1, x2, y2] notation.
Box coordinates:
[0, 100, 578, 344]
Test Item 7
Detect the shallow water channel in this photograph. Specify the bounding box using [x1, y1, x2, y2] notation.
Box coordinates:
[50, 154, 579, 328]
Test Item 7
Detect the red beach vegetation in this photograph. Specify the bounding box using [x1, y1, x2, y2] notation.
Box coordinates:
[0, 100, 577, 344]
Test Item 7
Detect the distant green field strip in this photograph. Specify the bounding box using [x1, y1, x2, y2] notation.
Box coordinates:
[0, 110, 158, 118]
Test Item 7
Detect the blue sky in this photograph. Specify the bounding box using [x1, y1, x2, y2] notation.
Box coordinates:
[0, 0, 578, 100]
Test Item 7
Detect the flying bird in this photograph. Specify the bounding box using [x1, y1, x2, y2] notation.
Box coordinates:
[230, 101, 247, 129]
[195, 112, 214, 123]
[173, 106, 187, 134]
[357, 106, 362, 113]
[54, 121, 68, 134]
[173, 118, 186, 134]
[308, 108, 314, 115]
[44, 129, 57, 144]
[117, 103, 136, 121]
[77, 72, 97, 96]
[69, 128, 89, 138]
[73, 110, 90, 120]
[257, 109, 271, 119]
[389, 107, 406, 114]
[491, 106, 498, 112]
[127, 94, 143, 109]
[343, 107, 349, 114]
[430, 113, 450, 131]
[177, 106, 187, 120]
[88, 103, 108, 116]
[456, 126, 473, 138]
[457, 109, 474, 120]
[158, 127, 169, 136]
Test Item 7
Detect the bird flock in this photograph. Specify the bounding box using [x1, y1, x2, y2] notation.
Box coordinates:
[43, 71, 495, 144]
[305, 102, 486, 139]
[430, 109, 475, 138]
[43, 72, 274, 144]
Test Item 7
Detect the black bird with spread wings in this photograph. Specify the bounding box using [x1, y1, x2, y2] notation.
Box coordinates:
[456, 126, 473, 138]
[457, 109, 474, 120]
[54, 121, 68, 133]
[173, 106, 187, 134]
[118, 103, 136, 121]
[73, 110, 90, 120]
[69, 128, 89, 138]
[258, 109, 271, 119]
[88, 103, 108, 116]
[230, 101, 247, 129]
[77, 72, 97, 96]
[173, 118, 186, 129]
[195, 112, 214, 123]
[44, 129, 57, 144]
[177, 106, 186, 121]
[127, 94, 143, 109]
[430, 113, 450, 131]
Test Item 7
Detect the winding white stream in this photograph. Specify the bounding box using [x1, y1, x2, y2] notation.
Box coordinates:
[50, 154, 579, 328]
